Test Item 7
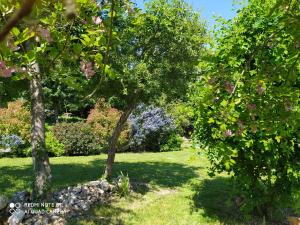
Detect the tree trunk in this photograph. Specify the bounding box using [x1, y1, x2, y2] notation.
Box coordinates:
[103, 102, 136, 179]
[30, 62, 52, 200]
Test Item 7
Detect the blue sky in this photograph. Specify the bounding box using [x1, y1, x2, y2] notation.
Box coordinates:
[133, 0, 244, 27]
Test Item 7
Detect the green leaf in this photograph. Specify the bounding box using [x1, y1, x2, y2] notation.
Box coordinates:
[11, 27, 20, 36]
[275, 136, 281, 143]
[208, 118, 215, 123]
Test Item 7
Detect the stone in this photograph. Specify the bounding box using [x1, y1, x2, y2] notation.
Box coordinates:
[99, 180, 111, 191]
[0, 196, 9, 210]
[34, 220, 42, 225]
[11, 191, 30, 204]
[8, 210, 25, 225]
[88, 181, 101, 187]
[53, 218, 67, 225]
[73, 187, 82, 194]
[14, 180, 116, 224]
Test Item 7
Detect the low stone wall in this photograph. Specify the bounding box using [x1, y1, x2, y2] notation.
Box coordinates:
[0, 180, 115, 225]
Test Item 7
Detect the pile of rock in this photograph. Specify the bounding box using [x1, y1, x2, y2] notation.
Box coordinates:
[1, 180, 115, 225]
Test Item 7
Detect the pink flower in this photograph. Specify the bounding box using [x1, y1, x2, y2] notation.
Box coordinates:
[224, 129, 233, 137]
[0, 61, 6, 69]
[0, 68, 13, 78]
[0, 61, 18, 78]
[225, 81, 235, 94]
[92, 16, 102, 25]
[80, 61, 96, 79]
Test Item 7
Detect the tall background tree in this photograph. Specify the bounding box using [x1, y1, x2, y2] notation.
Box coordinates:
[95, 0, 207, 178]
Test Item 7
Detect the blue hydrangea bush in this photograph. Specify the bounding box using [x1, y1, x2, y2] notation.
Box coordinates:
[0, 134, 24, 150]
[129, 104, 182, 152]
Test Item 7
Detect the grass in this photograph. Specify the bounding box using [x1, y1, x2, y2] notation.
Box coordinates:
[0, 148, 299, 225]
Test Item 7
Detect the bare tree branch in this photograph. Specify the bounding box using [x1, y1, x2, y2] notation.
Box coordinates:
[0, 0, 36, 42]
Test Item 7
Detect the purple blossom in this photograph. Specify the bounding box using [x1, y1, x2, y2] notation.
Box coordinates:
[224, 129, 233, 137]
[0, 135, 24, 149]
[129, 105, 176, 150]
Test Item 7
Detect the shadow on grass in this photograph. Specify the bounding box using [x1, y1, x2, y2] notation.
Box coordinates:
[67, 203, 133, 225]
[108, 161, 200, 188]
[191, 177, 247, 225]
[191, 177, 288, 225]
[1, 158, 199, 224]
[0, 158, 199, 196]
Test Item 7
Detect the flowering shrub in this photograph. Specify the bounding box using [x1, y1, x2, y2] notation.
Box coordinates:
[191, 1, 300, 218]
[87, 99, 130, 151]
[129, 105, 180, 152]
[0, 134, 24, 149]
[0, 100, 31, 143]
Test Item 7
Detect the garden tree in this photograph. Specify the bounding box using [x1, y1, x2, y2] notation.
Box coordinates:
[0, 0, 109, 199]
[191, 0, 300, 219]
[98, 0, 206, 178]
[43, 61, 96, 122]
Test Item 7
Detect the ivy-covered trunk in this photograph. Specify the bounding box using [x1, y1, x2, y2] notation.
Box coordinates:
[103, 102, 136, 179]
[30, 63, 52, 200]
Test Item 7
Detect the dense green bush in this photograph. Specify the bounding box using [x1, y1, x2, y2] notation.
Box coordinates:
[46, 127, 65, 157]
[167, 102, 194, 137]
[53, 122, 103, 156]
[160, 133, 183, 152]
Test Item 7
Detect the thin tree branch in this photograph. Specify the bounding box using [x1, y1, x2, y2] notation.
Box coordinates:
[87, 0, 115, 98]
[0, 0, 36, 42]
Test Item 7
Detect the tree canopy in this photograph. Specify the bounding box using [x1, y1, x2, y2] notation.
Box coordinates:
[191, 0, 300, 218]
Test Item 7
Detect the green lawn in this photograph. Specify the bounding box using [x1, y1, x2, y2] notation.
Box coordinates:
[0, 148, 299, 225]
